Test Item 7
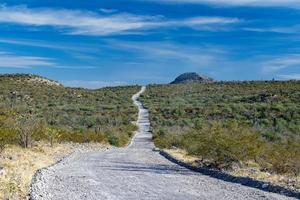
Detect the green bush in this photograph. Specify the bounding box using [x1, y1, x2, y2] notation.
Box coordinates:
[182, 122, 264, 167]
[107, 134, 120, 146]
[0, 74, 140, 148]
[0, 129, 18, 152]
[142, 81, 300, 175]
[259, 139, 300, 175]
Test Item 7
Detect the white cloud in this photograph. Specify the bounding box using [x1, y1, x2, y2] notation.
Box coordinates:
[61, 80, 127, 89]
[107, 40, 227, 67]
[0, 38, 98, 53]
[162, 16, 240, 26]
[0, 5, 240, 36]
[278, 74, 300, 80]
[99, 8, 118, 14]
[145, 0, 300, 8]
[0, 52, 56, 68]
[262, 54, 300, 73]
[243, 25, 300, 34]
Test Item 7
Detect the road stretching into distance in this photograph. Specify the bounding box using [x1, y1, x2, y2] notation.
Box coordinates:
[30, 86, 295, 200]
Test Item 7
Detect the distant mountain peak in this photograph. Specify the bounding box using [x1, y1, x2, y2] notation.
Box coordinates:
[171, 72, 214, 84]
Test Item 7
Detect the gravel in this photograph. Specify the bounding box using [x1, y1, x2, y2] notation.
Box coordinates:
[30, 87, 295, 200]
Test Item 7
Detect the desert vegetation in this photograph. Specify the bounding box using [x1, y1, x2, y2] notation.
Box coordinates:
[141, 81, 300, 180]
[0, 74, 140, 148]
[0, 74, 139, 199]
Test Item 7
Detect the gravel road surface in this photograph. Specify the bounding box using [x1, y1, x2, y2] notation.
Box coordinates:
[30, 86, 295, 200]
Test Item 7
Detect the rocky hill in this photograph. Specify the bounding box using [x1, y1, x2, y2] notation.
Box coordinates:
[171, 72, 214, 84]
[0, 74, 61, 87]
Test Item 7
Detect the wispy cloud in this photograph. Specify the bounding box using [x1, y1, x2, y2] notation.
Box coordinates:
[115, 41, 300, 80]
[278, 74, 300, 80]
[144, 0, 300, 8]
[99, 8, 118, 14]
[61, 80, 127, 89]
[0, 38, 99, 53]
[0, 5, 240, 36]
[243, 25, 300, 34]
[107, 40, 227, 66]
[262, 54, 300, 73]
[0, 52, 56, 68]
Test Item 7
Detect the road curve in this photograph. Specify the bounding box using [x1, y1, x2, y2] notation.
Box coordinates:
[30, 86, 295, 200]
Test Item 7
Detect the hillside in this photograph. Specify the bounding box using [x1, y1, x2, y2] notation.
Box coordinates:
[141, 81, 300, 190]
[1, 74, 62, 87]
[0, 74, 140, 147]
[0, 74, 141, 199]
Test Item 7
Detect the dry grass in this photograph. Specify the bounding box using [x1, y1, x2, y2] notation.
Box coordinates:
[165, 149, 300, 192]
[0, 142, 106, 200]
[164, 149, 198, 165]
[232, 161, 300, 192]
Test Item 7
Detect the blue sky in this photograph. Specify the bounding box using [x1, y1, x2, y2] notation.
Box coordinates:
[0, 0, 299, 88]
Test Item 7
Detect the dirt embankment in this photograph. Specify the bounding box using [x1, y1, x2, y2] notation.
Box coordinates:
[0, 142, 106, 200]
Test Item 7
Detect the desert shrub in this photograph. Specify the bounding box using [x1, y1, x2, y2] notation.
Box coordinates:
[0, 129, 18, 152]
[59, 131, 86, 143]
[85, 132, 106, 143]
[0, 109, 18, 151]
[258, 138, 300, 175]
[107, 131, 130, 147]
[142, 81, 300, 174]
[153, 128, 182, 149]
[32, 122, 48, 141]
[106, 124, 137, 147]
[107, 133, 120, 146]
[46, 127, 61, 147]
[184, 122, 263, 167]
[153, 129, 169, 148]
[59, 130, 106, 145]
[15, 115, 39, 148]
[0, 74, 140, 147]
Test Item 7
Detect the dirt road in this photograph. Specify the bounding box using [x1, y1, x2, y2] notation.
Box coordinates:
[30, 86, 294, 200]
